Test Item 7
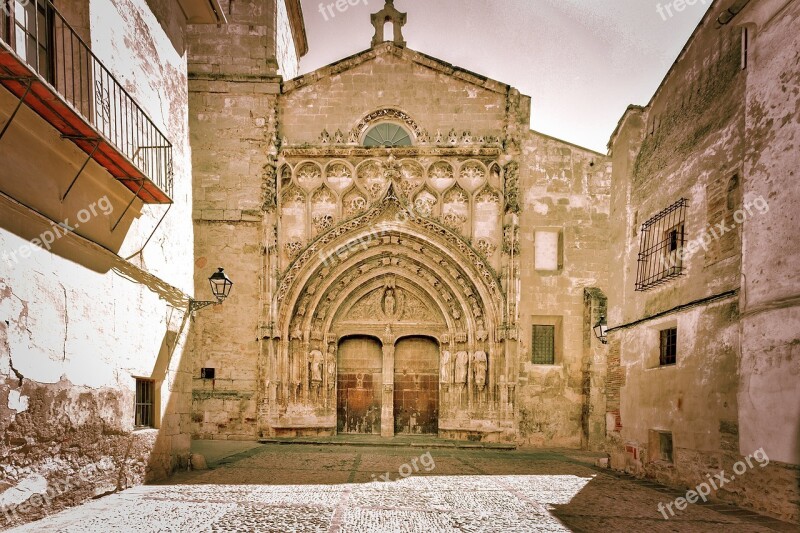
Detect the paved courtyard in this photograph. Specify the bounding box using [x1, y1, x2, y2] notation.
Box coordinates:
[9, 443, 794, 532]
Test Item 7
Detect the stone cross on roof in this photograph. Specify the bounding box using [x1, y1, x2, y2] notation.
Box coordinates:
[371, 0, 407, 48]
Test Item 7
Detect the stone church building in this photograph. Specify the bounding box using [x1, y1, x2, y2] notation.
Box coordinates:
[189, 0, 610, 448]
[0, 0, 797, 528]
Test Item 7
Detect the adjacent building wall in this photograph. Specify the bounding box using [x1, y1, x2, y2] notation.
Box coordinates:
[606, 0, 799, 523]
[0, 0, 195, 528]
[516, 131, 611, 449]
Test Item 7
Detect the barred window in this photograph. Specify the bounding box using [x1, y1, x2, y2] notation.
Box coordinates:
[532, 325, 555, 365]
[659, 328, 677, 366]
[135, 378, 155, 428]
[636, 198, 688, 291]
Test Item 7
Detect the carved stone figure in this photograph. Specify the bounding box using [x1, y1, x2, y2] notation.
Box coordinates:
[455, 351, 469, 384]
[309, 349, 324, 383]
[326, 344, 336, 390]
[440, 350, 452, 383]
[473, 351, 488, 390]
[383, 288, 396, 317]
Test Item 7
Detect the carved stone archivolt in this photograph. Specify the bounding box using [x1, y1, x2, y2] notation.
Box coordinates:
[264, 125, 517, 437]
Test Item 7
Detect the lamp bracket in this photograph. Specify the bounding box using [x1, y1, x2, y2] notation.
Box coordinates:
[189, 299, 219, 313]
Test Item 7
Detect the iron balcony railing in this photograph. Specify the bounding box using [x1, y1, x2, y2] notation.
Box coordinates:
[1, 0, 173, 198]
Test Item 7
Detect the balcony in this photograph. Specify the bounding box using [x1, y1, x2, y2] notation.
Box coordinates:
[0, 0, 172, 203]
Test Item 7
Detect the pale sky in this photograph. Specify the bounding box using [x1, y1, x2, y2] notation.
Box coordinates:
[299, 0, 709, 153]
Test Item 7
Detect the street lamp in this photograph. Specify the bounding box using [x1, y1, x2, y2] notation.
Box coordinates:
[190, 268, 233, 313]
[593, 316, 608, 345]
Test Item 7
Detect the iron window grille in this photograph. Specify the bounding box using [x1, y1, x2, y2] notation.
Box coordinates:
[636, 198, 688, 291]
[532, 325, 555, 365]
[659, 328, 677, 366]
[135, 378, 155, 428]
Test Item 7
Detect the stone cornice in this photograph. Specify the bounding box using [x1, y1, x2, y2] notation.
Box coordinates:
[280, 146, 503, 159]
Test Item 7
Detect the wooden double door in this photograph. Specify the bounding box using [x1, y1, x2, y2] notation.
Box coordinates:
[336, 336, 439, 436]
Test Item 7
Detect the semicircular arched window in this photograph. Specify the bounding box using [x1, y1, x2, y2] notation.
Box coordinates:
[363, 123, 413, 147]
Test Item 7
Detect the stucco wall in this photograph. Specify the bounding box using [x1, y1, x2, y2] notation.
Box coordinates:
[737, 0, 800, 476]
[606, 0, 799, 523]
[0, 0, 194, 528]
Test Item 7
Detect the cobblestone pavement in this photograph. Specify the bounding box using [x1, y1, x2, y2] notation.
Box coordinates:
[8, 444, 793, 532]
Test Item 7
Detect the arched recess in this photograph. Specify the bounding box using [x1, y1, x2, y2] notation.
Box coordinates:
[277, 190, 504, 340]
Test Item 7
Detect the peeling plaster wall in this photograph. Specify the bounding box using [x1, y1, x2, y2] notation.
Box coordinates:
[737, 0, 800, 480]
[606, 0, 799, 523]
[516, 131, 611, 448]
[0, 0, 194, 528]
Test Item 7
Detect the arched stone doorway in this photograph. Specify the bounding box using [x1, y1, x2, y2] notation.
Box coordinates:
[394, 336, 439, 435]
[262, 188, 514, 441]
[337, 336, 382, 434]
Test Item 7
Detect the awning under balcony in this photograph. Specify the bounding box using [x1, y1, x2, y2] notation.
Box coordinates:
[0, 6, 173, 205]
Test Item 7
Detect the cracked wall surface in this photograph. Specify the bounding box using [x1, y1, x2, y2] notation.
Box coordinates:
[607, 0, 799, 523]
[0, 0, 195, 528]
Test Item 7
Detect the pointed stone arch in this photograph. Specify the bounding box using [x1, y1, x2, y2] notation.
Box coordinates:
[265, 185, 509, 438]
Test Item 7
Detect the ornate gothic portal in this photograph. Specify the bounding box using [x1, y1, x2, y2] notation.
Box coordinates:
[259, 111, 521, 440]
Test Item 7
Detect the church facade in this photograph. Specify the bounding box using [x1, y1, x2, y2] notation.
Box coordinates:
[189, 0, 611, 447]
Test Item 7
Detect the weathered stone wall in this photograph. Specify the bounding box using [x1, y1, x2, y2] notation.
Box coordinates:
[515, 131, 611, 448]
[0, 0, 195, 528]
[187, 0, 279, 77]
[187, 0, 281, 441]
[606, 0, 799, 523]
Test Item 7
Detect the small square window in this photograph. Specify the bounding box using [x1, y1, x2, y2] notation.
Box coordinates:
[660, 432, 674, 463]
[532, 325, 555, 365]
[135, 378, 155, 428]
[660, 328, 677, 366]
[200, 368, 216, 379]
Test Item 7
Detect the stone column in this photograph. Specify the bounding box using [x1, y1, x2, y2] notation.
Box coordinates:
[381, 327, 396, 437]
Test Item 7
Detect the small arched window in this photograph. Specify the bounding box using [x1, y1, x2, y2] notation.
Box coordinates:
[364, 123, 412, 147]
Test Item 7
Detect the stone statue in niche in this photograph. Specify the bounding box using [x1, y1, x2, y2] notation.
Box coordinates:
[473, 351, 488, 390]
[454, 351, 469, 384]
[326, 344, 336, 391]
[440, 350, 452, 384]
[309, 349, 324, 383]
[383, 288, 397, 318]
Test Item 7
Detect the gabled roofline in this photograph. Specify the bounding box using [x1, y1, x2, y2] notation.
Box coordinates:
[283, 42, 512, 95]
[530, 129, 608, 158]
